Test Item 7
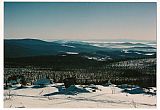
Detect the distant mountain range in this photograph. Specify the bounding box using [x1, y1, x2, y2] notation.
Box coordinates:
[4, 39, 156, 60]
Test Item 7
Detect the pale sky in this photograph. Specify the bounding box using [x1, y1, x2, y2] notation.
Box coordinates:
[4, 2, 156, 41]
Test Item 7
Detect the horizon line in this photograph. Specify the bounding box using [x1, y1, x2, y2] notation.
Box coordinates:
[4, 38, 156, 43]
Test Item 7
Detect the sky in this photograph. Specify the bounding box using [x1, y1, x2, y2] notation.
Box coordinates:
[4, 2, 156, 41]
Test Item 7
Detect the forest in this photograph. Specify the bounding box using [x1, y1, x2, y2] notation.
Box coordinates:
[4, 54, 156, 88]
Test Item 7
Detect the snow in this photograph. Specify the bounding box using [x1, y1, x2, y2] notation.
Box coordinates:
[66, 52, 79, 55]
[122, 52, 155, 56]
[91, 44, 105, 47]
[87, 84, 98, 89]
[145, 53, 155, 56]
[88, 43, 133, 48]
[4, 84, 156, 108]
[123, 49, 132, 53]
[61, 55, 67, 56]
[65, 85, 90, 95]
[82, 41, 156, 52]
[134, 52, 142, 55]
[62, 44, 75, 48]
[123, 88, 145, 94]
[84, 56, 110, 61]
[11, 84, 22, 88]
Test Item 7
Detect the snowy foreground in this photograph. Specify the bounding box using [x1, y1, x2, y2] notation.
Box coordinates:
[4, 84, 156, 108]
